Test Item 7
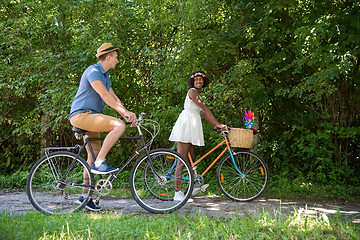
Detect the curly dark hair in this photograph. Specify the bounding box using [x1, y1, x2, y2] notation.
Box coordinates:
[187, 71, 210, 88]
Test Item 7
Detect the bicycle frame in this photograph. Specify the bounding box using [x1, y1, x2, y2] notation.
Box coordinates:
[50, 119, 160, 189]
[162, 132, 246, 182]
[86, 124, 161, 183]
[188, 132, 245, 178]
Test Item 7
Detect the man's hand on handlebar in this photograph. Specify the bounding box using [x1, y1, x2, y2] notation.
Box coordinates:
[124, 111, 137, 125]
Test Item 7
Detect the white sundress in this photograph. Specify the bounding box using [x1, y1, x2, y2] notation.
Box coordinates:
[169, 88, 204, 146]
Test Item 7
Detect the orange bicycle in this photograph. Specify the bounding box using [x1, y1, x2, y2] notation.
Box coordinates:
[178, 128, 268, 201]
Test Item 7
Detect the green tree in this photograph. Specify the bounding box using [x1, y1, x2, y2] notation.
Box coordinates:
[1, 0, 359, 189]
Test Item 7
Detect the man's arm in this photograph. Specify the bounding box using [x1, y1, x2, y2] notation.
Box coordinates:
[108, 88, 137, 122]
[90, 81, 137, 122]
[109, 88, 123, 106]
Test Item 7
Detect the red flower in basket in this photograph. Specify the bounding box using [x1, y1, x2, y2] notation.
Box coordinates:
[243, 109, 254, 129]
[245, 109, 254, 120]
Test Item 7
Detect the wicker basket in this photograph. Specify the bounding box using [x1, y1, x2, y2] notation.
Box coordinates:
[228, 128, 254, 148]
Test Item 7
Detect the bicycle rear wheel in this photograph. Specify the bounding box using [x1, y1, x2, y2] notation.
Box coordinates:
[129, 149, 194, 214]
[217, 150, 268, 201]
[26, 151, 94, 215]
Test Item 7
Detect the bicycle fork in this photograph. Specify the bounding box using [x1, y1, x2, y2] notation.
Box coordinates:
[228, 149, 245, 178]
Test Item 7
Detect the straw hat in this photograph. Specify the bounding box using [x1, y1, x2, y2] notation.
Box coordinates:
[96, 43, 119, 58]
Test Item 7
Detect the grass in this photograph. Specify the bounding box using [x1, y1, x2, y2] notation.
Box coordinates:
[1, 208, 359, 239]
[263, 177, 360, 202]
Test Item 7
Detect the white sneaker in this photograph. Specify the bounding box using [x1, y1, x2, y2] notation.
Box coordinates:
[192, 184, 209, 196]
[174, 191, 185, 202]
[174, 191, 194, 203]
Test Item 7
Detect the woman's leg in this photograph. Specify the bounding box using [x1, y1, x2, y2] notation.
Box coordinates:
[189, 144, 196, 163]
[174, 142, 193, 192]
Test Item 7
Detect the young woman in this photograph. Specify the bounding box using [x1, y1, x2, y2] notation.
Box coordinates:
[169, 71, 227, 201]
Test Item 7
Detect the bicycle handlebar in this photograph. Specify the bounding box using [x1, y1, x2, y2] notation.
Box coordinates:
[126, 113, 146, 126]
[214, 126, 260, 135]
[138, 112, 146, 122]
[213, 126, 230, 134]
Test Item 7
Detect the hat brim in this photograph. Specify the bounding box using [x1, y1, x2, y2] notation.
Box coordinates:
[96, 47, 120, 58]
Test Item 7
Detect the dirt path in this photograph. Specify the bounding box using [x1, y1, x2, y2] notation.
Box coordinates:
[1, 190, 359, 223]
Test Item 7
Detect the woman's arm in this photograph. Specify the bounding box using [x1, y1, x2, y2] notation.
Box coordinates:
[188, 89, 226, 130]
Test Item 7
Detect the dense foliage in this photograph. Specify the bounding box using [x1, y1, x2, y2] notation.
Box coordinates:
[1, 0, 359, 187]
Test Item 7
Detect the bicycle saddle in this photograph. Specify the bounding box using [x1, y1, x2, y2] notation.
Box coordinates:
[72, 126, 88, 134]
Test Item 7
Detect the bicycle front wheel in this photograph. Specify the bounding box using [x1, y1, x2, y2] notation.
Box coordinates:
[130, 149, 194, 214]
[217, 150, 268, 201]
[26, 151, 94, 215]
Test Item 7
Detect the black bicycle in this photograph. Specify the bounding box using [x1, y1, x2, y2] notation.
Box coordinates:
[26, 113, 194, 215]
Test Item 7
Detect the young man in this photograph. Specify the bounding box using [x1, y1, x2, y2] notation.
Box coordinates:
[69, 43, 137, 211]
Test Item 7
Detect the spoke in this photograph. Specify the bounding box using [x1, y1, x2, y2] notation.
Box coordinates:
[218, 151, 268, 201]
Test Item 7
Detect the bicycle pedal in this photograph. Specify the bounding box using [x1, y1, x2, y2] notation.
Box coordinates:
[200, 184, 209, 192]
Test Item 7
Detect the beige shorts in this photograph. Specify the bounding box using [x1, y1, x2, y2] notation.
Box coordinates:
[70, 110, 124, 151]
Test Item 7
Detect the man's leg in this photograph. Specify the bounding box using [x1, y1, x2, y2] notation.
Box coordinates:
[77, 130, 101, 195]
[82, 149, 99, 195]
[95, 121, 125, 163]
[90, 120, 126, 174]
[70, 111, 126, 173]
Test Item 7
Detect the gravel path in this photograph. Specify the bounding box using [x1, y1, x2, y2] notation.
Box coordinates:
[1, 190, 359, 223]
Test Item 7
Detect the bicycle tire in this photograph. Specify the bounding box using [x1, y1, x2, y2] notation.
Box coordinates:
[26, 151, 94, 215]
[216, 150, 268, 201]
[129, 149, 194, 214]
